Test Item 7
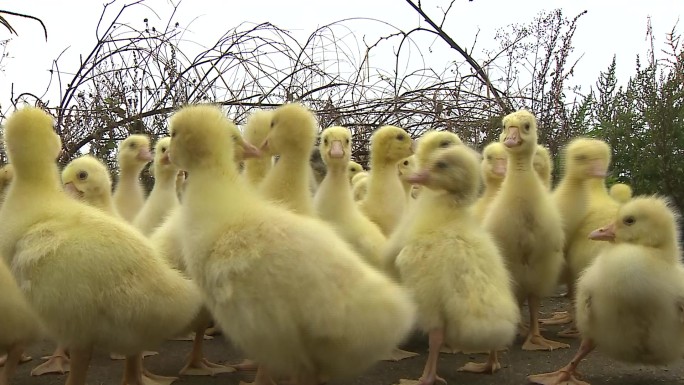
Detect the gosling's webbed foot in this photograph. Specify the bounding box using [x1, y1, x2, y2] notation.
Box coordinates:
[457, 360, 501, 374]
[394, 374, 447, 385]
[382, 347, 419, 362]
[229, 359, 259, 371]
[539, 311, 573, 325]
[523, 334, 570, 351]
[30, 354, 70, 376]
[527, 369, 589, 385]
[179, 358, 235, 376]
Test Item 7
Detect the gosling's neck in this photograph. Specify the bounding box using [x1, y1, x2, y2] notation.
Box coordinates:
[243, 157, 272, 186]
[11, 163, 63, 196]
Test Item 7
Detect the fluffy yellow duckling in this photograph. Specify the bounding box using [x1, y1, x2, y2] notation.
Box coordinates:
[395, 146, 519, 384]
[528, 196, 684, 385]
[358, 125, 414, 236]
[0, 107, 202, 385]
[258, 103, 318, 216]
[0, 257, 43, 385]
[30, 155, 120, 376]
[348, 160, 364, 183]
[242, 109, 274, 187]
[541, 138, 609, 327]
[313, 126, 387, 270]
[351, 172, 369, 201]
[609, 182, 632, 204]
[149, 114, 260, 376]
[167, 104, 416, 385]
[61, 155, 119, 217]
[533, 145, 553, 190]
[483, 109, 568, 351]
[472, 142, 507, 222]
[132, 137, 180, 236]
[112, 134, 153, 222]
[558, 139, 617, 337]
[383, 130, 462, 273]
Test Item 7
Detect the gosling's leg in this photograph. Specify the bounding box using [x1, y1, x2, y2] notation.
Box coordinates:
[238, 365, 277, 385]
[394, 328, 446, 385]
[64, 347, 92, 385]
[527, 338, 595, 385]
[457, 349, 502, 374]
[0, 345, 24, 385]
[121, 353, 176, 385]
[179, 324, 234, 376]
[522, 295, 570, 351]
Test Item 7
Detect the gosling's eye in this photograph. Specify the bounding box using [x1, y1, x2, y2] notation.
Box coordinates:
[170, 131, 177, 138]
[486, 155, 493, 161]
[396, 134, 405, 141]
[270, 120, 276, 129]
[232, 135, 239, 142]
[345, 138, 350, 144]
[575, 155, 587, 161]
[623, 216, 636, 226]
[523, 123, 531, 131]
[403, 160, 409, 166]
[161, 147, 167, 153]
[435, 161, 448, 170]
[77, 171, 88, 180]
[440, 140, 451, 148]
[130, 143, 137, 148]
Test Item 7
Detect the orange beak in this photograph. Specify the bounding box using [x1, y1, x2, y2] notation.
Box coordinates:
[406, 169, 430, 185]
[588, 222, 616, 242]
[329, 140, 345, 158]
[63, 182, 83, 199]
[503, 126, 522, 148]
[242, 142, 262, 159]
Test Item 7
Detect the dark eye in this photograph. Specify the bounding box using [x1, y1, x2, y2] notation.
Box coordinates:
[486, 155, 492, 160]
[170, 131, 177, 138]
[270, 119, 276, 129]
[435, 161, 448, 169]
[523, 123, 530, 131]
[403, 160, 409, 166]
[396, 134, 405, 141]
[232, 135, 239, 142]
[345, 138, 350, 144]
[77, 171, 88, 180]
[130, 143, 137, 148]
[440, 140, 451, 148]
[324, 138, 328, 145]
[161, 147, 167, 153]
[623, 216, 636, 226]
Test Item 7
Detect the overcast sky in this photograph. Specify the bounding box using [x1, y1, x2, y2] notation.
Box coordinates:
[0, 0, 681, 119]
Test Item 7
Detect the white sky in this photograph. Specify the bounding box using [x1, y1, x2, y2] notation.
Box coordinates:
[0, 0, 681, 120]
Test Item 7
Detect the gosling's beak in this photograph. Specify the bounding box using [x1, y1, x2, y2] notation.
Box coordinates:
[492, 158, 507, 177]
[138, 148, 153, 162]
[503, 126, 522, 148]
[242, 142, 262, 159]
[406, 169, 430, 185]
[160, 152, 171, 165]
[589, 159, 608, 178]
[329, 140, 345, 158]
[588, 222, 616, 242]
[63, 182, 83, 198]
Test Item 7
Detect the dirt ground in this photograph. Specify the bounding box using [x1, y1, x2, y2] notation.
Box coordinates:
[10, 292, 684, 385]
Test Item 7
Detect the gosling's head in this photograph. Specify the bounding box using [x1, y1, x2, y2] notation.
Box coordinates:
[3, 107, 62, 169]
[0, 164, 14, 198]
[117, 134, 153, 171]
[589, 196, 679, 253]
[415, 130, 462, 167]
[243, 109, 274, 156]
[500, 109, 538, 153]
[61, 155, 113, 202]
[168, 104, 258, 172]
[369, 125, 414, 164]
[319, 126, 351, 168]
[562, 137, 610, 181]
[351, 171, 368, 186]
[533, 145, 553, 188]
[481, 141, 507, 182]
[397, 155, 417, 182]
[149, 137, 177, 179]
[406, 145, 482, 203]
[263, 103, 318, 157]
[609, 183, 633, 204]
